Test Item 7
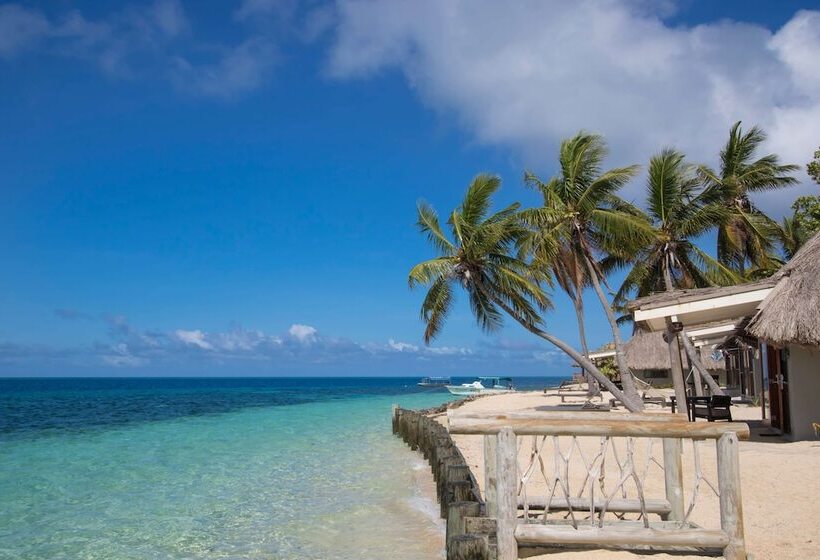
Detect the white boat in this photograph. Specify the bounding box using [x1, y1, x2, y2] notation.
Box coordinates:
[445, 377, 516, 396]
[417, 376, 451, 387]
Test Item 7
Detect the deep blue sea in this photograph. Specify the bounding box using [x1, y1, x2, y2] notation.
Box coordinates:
[0, 376, 567, 559]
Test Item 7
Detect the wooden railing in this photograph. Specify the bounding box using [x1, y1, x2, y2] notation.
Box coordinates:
[448, 410, 749, 560]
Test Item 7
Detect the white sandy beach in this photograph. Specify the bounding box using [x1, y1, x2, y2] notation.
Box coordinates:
[433, 390, 820, 560]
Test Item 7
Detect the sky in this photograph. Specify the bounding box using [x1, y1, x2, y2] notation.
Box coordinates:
[1, 0, 818, 377]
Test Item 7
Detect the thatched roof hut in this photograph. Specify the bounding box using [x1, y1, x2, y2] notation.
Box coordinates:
[624, 329, 669, 370]
[747, 232, 820, 347]
[624, 328, 725, 371]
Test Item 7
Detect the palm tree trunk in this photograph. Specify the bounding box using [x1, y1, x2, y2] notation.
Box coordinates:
[474, 284, 641, 412]
[663, 261, 690, 407]
[581, 253, 643, 410]
[679, 333, 726, 396]
[572, 293, 600, 396]
[661, 255, 726, 397]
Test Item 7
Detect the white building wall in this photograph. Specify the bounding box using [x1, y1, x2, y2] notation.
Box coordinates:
[787, 345, 820, 441]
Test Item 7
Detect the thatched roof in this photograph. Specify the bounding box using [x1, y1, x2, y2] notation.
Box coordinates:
[627, 278, 777, 312]
[699, 345, 725, 370]
[624, 328, 725, 371]
[747, 232, 820, 347]
[624, 329, 670, 370]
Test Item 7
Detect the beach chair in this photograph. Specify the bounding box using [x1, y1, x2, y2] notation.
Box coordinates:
[689, 395, 733, 422]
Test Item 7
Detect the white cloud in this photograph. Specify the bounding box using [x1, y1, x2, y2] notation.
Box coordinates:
[426, 345, 472, 356]
[288, 323, 318, 342]
[387, 338, 419, 352]
[174, 329, 214, 350]
[328, 1, 820, 215]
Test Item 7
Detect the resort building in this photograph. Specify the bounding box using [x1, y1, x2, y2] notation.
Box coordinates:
[623, 327, 727, 387]
[627, 232, 820, 440]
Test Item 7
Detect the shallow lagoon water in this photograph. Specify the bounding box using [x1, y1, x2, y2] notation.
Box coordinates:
[0, 377, 565, 559]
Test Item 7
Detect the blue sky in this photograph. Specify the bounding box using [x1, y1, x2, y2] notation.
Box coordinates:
[1, 0, 818, 376]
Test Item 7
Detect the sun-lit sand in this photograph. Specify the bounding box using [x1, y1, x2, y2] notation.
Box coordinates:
[431, 389, 820, 560]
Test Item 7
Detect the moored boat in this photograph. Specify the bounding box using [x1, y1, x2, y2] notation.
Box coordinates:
[445, 376, 515, 396]
[417, 376, 451, 387]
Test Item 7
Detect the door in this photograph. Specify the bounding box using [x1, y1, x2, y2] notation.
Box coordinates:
[766, 345, 791, 433]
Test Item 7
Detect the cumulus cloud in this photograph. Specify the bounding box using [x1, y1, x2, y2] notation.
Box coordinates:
[387, 338, 419, 352]
[288, 323, 318, 342]
[0, 311, 569, 374]
[174, 329, 214, 350]
[327, 0, 820, 214]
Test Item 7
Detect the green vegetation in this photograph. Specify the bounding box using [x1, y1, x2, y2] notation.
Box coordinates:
[408, 122, 811, 411]
[699, 122, 799, 274]
[408, 175, 641, 411]
[523, 133, 649, 407]
[808, 147, 820, 185]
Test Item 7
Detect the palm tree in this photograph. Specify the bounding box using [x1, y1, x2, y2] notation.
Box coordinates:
[409, 173, 641, 412]
[699, 122, 799, 273]
[549, 245, 597, 394]
[524, 132, 651, 410]
[612, 149, 737, 403]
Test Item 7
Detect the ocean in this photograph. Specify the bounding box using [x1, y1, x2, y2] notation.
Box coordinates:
[0, 376, 567, 560]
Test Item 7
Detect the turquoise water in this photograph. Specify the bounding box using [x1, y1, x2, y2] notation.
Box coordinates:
[0, 377, 565, 559]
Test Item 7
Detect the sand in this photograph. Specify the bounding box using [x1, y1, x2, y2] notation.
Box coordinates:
[432, 389, 820, 560]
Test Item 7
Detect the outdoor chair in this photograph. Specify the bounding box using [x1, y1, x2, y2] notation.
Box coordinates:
[689, 395, 733, 422]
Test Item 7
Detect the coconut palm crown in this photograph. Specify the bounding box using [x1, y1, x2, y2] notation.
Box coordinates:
[612, 148, 738, 303]
[409, 173, 641, 411]
[523, 132, 652, 407]
[408, 174, 548, 343]
[699, 121, 799, 272]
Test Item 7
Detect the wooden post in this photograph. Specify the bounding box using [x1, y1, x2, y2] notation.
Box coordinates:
[484, 434, 498, 517]
[717, 432, 746, 560]
[447, 534, 489, 560]
[662, 438, 684, 522]
[692, 365, 705, 396]
[446, 501, 481, 551]
[667, 327, 688, 411]
[392, 404, 399, 434]
[439, 456, 461, 517]
[495, 427, 518, 560]
[447, 464, 474, 504]
[447, 480, 474, 504]
[410, 413, 420, 450]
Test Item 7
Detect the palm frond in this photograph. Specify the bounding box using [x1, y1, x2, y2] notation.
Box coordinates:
[419, 277, 455, 343]
[408, 257, 455, 288]
[416, 201, 454, 255]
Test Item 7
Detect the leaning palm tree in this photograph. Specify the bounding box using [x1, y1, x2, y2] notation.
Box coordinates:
[409, 173, 641, 412]
[699, 122, 798, 273]
[550, 245, 597, 393]
[524, 133, 651, 410]
[612, 149, 737, 403]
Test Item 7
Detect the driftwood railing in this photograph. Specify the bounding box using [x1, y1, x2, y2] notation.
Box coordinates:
[448, 410, 750, 560]
[393, 405, 495, 560]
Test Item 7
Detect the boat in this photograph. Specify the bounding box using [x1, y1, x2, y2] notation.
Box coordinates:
[417, 376, 451, 387]
[445, 377, 516, 396]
